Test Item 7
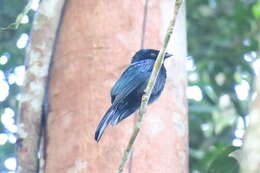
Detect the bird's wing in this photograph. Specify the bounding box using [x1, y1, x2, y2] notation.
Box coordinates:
[111, 60, 154, 103]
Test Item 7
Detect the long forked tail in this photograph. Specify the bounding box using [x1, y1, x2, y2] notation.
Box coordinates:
[95, 106, 115, 142]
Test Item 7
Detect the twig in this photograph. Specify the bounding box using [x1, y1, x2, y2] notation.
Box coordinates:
[117, 0, 184, 172]
[127, 0, 151, 171]
[1, 0, 33, 31]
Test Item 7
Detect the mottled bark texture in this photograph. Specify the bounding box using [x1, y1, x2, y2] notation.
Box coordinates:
[16, 1, 66, 173]
[46, 0, 188, 173]
[240, 71, 260, 173]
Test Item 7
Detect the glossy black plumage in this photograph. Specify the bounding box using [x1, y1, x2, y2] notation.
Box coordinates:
[95, 49, 172, 142]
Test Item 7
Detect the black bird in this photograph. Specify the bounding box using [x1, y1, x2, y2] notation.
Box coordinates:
[95, 49, 172, 141]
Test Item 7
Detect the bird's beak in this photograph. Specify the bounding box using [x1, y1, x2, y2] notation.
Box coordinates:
[165, 52, 173, 58]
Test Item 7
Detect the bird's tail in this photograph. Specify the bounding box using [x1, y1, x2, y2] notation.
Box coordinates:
[95, 106, 115, 142]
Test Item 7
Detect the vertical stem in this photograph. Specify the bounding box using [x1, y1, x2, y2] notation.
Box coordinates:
[140, 0, 150, 49]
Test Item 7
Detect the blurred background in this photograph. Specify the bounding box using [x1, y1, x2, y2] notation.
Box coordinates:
[0, 0, 259, 172]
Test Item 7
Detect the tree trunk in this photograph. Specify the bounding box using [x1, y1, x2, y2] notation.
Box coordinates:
[240, 72, 260, 172]
[16, 1, 66, 173]
[45, 0, 188, 173]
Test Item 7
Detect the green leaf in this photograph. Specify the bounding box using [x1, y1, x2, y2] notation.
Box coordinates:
[207, 146, 240, 173]
[252, 3, 260, 19]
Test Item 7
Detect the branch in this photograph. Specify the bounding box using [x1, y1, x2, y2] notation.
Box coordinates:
[16, 0, 66, 173]
[1, 0, 33, 31]
[117, 0, 184, 172]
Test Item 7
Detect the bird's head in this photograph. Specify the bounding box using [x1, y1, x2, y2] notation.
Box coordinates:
[131, 49, 172, 63]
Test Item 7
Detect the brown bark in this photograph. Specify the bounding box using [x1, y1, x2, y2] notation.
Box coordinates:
[46, 0, 188, 173]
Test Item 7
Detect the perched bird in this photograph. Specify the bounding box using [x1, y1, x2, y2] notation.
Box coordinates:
[95, 49, 172, 142]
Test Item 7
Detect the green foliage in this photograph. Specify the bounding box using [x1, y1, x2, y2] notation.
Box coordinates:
[252, 2, 260, 18]
[187, 0, 258, 172]
[207, 146, 240, 173]
[0, 142, 15, 171]
[1, 0, 33, 30]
